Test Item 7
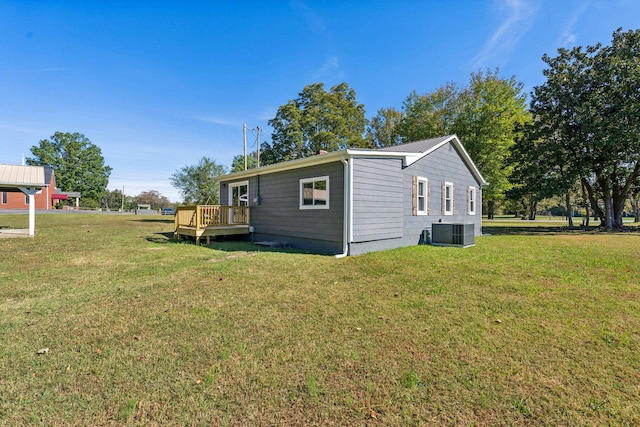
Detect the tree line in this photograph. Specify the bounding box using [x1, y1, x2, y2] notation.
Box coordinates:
[211, 27, 637, 228]
[27, 29, 640, 227]
[26, 132, 174, 210]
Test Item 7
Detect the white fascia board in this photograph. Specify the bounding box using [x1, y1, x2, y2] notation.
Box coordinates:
[448, 135, 488, 186]
[217, 135, 488, 187]
[218, 149, 408, 181]
[380, 135, 488, 186]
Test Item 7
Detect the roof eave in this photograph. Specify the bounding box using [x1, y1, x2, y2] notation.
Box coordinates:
[217, 135, 488, 187]
[216, 150, 349, 181]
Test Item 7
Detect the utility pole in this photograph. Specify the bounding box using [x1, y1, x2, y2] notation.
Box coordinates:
[243, 124, 247, 171]
[256, 126, 261, 168]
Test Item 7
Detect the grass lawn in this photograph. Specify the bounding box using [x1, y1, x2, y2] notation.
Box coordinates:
[1, 214, 639, 425]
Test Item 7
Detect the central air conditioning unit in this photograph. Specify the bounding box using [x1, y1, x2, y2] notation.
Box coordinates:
[431, 223, 475, 247]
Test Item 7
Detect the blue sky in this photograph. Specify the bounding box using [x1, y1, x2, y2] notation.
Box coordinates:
[2, 0, 639, 202]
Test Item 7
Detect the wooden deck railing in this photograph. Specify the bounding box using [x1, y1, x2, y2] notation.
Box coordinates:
[175, 205, 250, 231]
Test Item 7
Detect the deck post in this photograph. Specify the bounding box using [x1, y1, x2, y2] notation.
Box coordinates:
[174, 212, 179, 240]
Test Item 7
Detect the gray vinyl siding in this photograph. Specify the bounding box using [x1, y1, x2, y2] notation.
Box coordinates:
[218, 140, 482, 256]
[349, 142, 483, 255]
[351, 157, 403, 242]
[220, 161, 344, 254]
[402, 142, 483, 241]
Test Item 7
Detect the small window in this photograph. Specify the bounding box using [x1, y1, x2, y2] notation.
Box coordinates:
[416, 177, 428, 215]
[1, 192, 6, 204]
[300, 176, 329, 209]
[25, 194, 29, 205]
[443, 182, 454, 215]
[468, 186, 476, 215]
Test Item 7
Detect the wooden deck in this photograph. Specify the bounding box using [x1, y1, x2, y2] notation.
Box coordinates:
[174, 205, 250, 245]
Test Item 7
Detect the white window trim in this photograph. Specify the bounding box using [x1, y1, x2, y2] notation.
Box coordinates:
[416, 176, 428, 215]
[299, 176, 329, 210]
[444, 181, 454, 215]
[468, 186, 476, 215]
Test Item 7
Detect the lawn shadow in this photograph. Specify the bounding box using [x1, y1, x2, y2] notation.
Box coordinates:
[146, 232, 310, 255]
[483, 224, 640, 236]
[134, 218, 174, 224]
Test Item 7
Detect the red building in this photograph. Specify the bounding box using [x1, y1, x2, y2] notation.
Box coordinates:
[0, 166, 80, 210]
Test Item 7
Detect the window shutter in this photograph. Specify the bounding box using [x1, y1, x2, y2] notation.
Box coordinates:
[467, 187, 471, 214]
[412, 176, 417, 216]
[452, 183, 456, 215]
[441, 182, 446, 215]
[427, 180, 431, 215]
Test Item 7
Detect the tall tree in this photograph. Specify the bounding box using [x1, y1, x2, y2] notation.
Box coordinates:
[230, 153, 258, 173]
[27, 131, 112, 205]
[395, 71, 530, 218]
[170, 157, 227, 204]
[508, 122, 580, 225]
[452, 70, 531, 219]
[396, 83, 461, 143]
[365, 107, 404, 148]
[262, 82, 366, 164]
[528, 28, 640, 229]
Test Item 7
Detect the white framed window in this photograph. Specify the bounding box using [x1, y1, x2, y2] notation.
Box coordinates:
[443, 181, 454, 215]
[416, 176, 428, 215]
[229, 181, 249, 206]
[468, 186, 476, 215]
[300, 176, 329, 209]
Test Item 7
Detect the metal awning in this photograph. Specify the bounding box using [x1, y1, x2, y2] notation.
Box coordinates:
[0, 164, 46, 188]
[0, 164, 46, 236]
[51, 193, 68, 200]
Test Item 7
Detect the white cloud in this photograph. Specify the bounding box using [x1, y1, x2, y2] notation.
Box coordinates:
[257, 107, 276, 121]
[470, 0, 538, 69]
[313, 56, 344, 81]
[291, 0, 328, 36]
[558, 1, 590, 47]
[192, 115, 243, 127]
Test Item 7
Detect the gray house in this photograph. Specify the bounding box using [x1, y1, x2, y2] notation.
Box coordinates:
[217, 135, 487, 256]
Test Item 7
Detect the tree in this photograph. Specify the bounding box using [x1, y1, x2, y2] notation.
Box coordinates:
[262, 82, 366, 164]
[395, 71, 530, 218]
[230, 153, 258, 173]
[509, 119, 582, 227]
[133, 190, 171, 209]
[452, 70, 531, 219]
[365, 107, 404, 148]
[26, 132, 112, 205]
[103, 188, 124, 211]
[528, 28, 640, 229]
[170, 157, 227, 204]
[396, 83, 462, 143]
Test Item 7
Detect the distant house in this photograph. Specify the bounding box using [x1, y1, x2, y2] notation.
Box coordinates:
[216, 135, 487, 256]
[0, 166, 80, 210]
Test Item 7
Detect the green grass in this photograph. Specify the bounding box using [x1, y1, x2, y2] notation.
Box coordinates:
[1, 213, 639, 425]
